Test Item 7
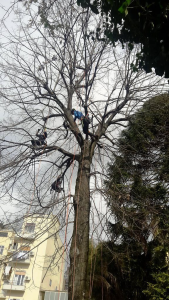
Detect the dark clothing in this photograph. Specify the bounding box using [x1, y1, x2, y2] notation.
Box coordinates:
[31, 129, 47, 147]
[36, 131, 47, 141]
[31, 139, 47, 147]
[82, 118, 95, 139]
[51, 159, 73, 193]
[82, 119, 89, 135]
[51, 176, 63, 193]
[83, 115, 91, 124]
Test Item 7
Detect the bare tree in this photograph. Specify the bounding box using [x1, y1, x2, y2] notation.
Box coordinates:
[0, 1, 168, 299]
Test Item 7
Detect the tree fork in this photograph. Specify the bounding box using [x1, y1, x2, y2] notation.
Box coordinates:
[69, 140, 91, 300]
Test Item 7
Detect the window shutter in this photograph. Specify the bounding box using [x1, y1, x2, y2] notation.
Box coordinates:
[20, 246, 30, 251]
[15, 271, 25, 275]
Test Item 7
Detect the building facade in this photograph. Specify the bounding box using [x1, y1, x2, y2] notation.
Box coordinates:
[0, 215, 65, 300]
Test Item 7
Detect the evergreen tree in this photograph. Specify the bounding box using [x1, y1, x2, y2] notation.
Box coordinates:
[90, 94, 169, 299]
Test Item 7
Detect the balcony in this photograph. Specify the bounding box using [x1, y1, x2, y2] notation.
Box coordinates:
[14, 232, 35, 240]
[3, 281, 25, 291]
[21, 232, 35, 240]
[8, 252, 30, 266]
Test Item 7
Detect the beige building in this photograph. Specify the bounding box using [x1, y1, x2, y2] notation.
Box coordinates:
[0, 214, 65, 300]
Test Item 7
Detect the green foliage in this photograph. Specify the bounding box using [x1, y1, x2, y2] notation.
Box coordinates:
[97, 94, 169, 299]
[106, 94, 169, 227]
[32, 0, 169, 76]
[77, 0, 169, 77]
[143, 273, 169, 299]
[118, 0, 132, 15]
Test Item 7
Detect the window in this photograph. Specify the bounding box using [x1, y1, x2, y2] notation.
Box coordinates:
[13, 273, 25, 286]
[49, 279, 52, 287]
[0, 245, 4, 255]
[4, 265, 12, 276]
[0, 232, 8, 237]
[13, 242, 18, 250]
[9, 242, 18, 250]
[24, 223, 35, 233]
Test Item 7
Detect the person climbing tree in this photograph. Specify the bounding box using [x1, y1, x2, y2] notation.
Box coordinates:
[71, 108, 84, 122]
[51, 175, 63, 193]
[71, 108, 96, 140]
[31, 127, 47, 147]
[63, 120, 69, 139]
[81, 115, 97, 140]
[51, 158, 73, 193]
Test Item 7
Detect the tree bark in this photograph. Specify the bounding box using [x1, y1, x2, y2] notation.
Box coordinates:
[69, 140, 91, 300]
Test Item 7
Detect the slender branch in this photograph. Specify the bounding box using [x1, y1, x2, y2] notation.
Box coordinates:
[43, 114, 64, 121]
[31, 145, 80, 160]
[110, 117, 129, 124]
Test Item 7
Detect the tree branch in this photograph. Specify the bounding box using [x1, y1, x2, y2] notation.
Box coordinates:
[43, 114, 64, 122]
[31, 145, 80, 160]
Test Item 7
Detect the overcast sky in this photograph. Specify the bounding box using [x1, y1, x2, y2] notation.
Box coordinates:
[0, 0, 28, 223]
[0, 0, 14, 122]
[0, 0, 14, 23]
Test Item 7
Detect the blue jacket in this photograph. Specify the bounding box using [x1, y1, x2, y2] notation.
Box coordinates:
[73, 110, 84, 121]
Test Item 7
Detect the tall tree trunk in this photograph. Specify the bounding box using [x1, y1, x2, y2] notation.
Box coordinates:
[69, 140, 91, 300]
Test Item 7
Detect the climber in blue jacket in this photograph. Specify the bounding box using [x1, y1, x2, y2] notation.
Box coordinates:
[71, 109, 84, 122]
[71, 108, 98, 140]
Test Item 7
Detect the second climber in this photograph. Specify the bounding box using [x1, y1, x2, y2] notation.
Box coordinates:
[71, 108, 97, 140]
[31, 127, 47, 147]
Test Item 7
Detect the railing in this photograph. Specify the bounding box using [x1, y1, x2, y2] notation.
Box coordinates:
[3, 280, 25, 291]
[21, 232, 35, 239]
[8, 252, 30, 264]
[4, 280, 24, 286]
[12, 252, 29, 261]
[8, 245, 18, 252]
[14, 232, 35, 240]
